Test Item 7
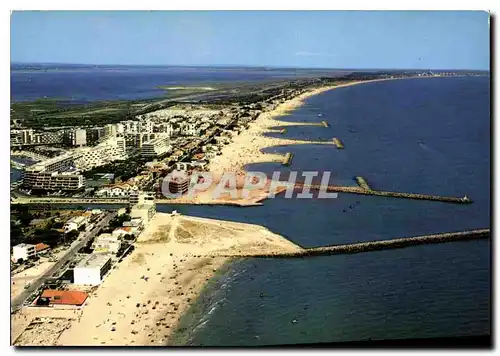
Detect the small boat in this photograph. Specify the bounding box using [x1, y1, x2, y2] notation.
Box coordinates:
[317, 113, 323, 117]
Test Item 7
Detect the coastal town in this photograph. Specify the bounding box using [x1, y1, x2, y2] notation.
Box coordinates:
[11, 70, 477, 205]
[11, 73, 334, 345]
[8, 7, 492, 349]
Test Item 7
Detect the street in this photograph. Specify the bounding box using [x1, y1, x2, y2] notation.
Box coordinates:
[11, 211, 117, 312]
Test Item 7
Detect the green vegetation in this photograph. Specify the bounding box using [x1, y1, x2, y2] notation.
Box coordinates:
[11, 99, 146, 129]
[10, 77, 357, 129]
[10, 206, 81, 247]
[101, 214, 131, 233]
[83, 157, 149, 182]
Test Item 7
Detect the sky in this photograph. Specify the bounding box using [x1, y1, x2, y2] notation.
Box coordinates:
[10, 11, 490, 70]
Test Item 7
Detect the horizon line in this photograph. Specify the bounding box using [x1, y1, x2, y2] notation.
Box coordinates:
[10, 61, 489, 72]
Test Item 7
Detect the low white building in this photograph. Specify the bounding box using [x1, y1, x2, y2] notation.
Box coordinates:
[92, 234, 122, 255]
[73, 254, 112, 285]
[96, 184, 138, 197]
[12, 243, 36, 262]
[131, 203, 156, 224]
[123, 218, 144, 229]
[112, 226, 138, 237]
[64, 215, 89, 233]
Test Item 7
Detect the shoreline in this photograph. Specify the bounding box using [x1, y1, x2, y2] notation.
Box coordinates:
[11, 75, 487, 346]
[168, 78, 390, 206]
[12, 212, 302, 346]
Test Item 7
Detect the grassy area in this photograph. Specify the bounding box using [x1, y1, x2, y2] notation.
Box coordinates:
[10, 77, 339, 129]
[11, 99, 140, 129]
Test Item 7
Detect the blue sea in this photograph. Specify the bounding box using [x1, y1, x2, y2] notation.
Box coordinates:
[10, 67, 491, 345]
[160, 76, 491, 346]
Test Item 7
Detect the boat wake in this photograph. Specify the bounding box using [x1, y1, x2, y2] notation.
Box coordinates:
[417, 141, 449, 161]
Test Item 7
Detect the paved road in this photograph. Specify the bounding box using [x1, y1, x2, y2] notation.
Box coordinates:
[11, 211, 117, 312]
[11, 197, 128, 205]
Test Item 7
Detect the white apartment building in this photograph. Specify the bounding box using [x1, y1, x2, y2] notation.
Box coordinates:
[116, 136, 126, 154]
[38, 131, 65, 145]
[12, 243, 36, 262]
[64, 129, 87, 147]
[116, 123, 124, 134]
[23, 171, 85, 191]
[139, 120, 153, 133]
[122, 120, 140, 134]
[11, 129, 35, 146]
[155, 123, 175, 137]
[74, 137, 127, 171]
[73, 254, 112, 285]
[23, 153, 85, 191]
[180, 123, 200, 136]
[120, 119, 153, 134]
[129, 191, 155, 207]
[125, 132, 155, 150]
[27, 153, 77, 173]
[103, 124, 117, 139]
[141, 136, 171, 158]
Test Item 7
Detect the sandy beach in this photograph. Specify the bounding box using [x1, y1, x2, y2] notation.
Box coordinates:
[165, 80, 386, 205]
[11, 79, 387, 346]
[206, 81, 385, 175]
[12, 212, 301, 346]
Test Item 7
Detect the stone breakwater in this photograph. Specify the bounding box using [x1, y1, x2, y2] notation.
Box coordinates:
[212, 229, 490, 258]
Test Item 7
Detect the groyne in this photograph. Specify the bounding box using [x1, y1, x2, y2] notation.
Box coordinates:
[215, 229, 490, 258]
[355, 176, 372, 190]
[295, 184, 472, 204]
[333, 137, 344, 149]
[282, 152, 294, 166]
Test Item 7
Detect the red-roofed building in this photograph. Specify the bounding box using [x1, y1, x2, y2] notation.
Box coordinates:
[113, 226, 138, 237]
[37, 290, 88, 306]
[35, 243, 50, 254]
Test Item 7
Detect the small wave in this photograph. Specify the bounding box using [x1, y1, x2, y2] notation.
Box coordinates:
[206, 304, 218, 316]
[192, 319, 209, 333]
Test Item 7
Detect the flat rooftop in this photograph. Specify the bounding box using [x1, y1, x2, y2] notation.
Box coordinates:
[14, 243, 35, 249]
[75, 253, 111, 269]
